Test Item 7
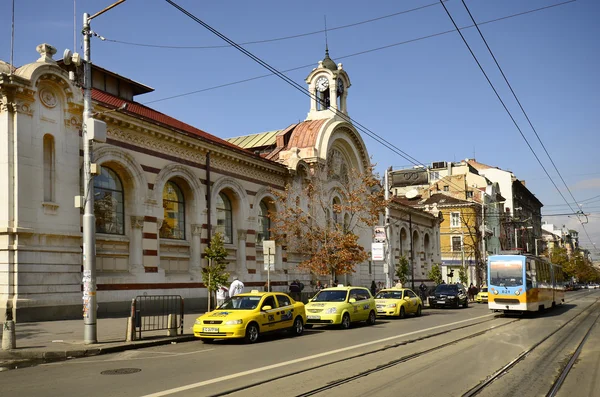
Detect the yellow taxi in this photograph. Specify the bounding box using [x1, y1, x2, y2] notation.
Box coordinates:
[374, 288, 423, 318]
[475, 287, 488, 303]
[304, 285, 376, 329]
[193, 290, 306, 343]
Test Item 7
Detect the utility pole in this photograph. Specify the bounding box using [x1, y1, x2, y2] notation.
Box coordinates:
[81, 0, 126, 345]
[481, 191, 486, 286]
[384, 168, 392, 288]
[409, 213, 414, 290]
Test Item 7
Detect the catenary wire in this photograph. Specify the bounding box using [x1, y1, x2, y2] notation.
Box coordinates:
[139, 1, 577, 104]
[105, 1, 575, 51]
[458, 0, 582, 222]
[159, 0, 586, 238]
[157, 0, 576, 221]
[104, 2, 443, 49]
[458, 0, 597, 253]
[163, 0, 426, 169]
[437, 1, 592, 242]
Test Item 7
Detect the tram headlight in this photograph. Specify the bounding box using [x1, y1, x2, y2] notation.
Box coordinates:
[515, 290, 520, 296]
[493, 290, 499, 295]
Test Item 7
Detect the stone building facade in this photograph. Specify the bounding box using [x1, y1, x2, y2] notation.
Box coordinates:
[0, 44, 441, 322]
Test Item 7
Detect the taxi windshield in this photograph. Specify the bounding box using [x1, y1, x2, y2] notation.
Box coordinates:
[219, 296, 261, 310]
[375, 291, 403, 299]
[312, 290, 348, 302]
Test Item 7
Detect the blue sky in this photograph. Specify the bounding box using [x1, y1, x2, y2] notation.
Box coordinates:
[2, 0, 598, 258]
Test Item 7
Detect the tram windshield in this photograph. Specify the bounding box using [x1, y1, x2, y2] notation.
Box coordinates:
[490, 260, 523, 287]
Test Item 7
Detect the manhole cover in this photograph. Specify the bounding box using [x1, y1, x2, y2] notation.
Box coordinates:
[101, 368, 142, 375]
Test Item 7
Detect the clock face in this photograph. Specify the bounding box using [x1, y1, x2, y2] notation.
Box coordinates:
[316, 76, 329, 92]
[337, 78, 344, 95]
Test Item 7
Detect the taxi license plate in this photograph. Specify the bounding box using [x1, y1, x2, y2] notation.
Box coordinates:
[307, 315, 320, 320]
[437, 301, 445, 304]
[376, 305, 384, 309]
[202, 327, 219, 333]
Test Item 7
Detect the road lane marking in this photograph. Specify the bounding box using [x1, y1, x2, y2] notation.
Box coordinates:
[141, 313, 496, 396]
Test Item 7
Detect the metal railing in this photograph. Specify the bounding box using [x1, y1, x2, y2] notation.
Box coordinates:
[131, 295, 184, 340]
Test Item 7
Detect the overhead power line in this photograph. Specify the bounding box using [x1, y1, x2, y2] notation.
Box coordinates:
[457, 0, 583, 222]
[106, 1, 575, 51]
[163, 0, 424, 169]
[438, 0, 596, 246]
[142, 1, 576, 105]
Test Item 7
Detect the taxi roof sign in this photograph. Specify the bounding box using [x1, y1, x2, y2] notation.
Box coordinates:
[250, 289, 259, 293]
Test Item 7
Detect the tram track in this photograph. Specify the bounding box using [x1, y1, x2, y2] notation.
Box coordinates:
[210, 315, 515, 397]
[462, 298, 600, 397]
[546, 306, 600, 397]
[212, 291, 594, 397]
[291, 292, 594, 397]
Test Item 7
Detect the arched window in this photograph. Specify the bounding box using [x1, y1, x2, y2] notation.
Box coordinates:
[332, 197, 341, 225]
[43, 134, 55, 202]
[257, 200, 270, 244]
[94, 167, 124, 235]
[160, 181, 185, 240]
[216, 192, 233, 244]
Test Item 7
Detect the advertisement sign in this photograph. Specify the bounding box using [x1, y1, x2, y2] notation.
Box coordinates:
[372, 243, 384, 261]
[373, 226, 386, 243]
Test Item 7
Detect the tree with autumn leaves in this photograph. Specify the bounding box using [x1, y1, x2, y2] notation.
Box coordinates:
[270, 162, 387, 285]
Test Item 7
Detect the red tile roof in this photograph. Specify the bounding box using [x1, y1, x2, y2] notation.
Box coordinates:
[92, 89, 264, 157]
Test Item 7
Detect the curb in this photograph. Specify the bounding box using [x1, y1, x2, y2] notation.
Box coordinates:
[0, 334, 197, 362]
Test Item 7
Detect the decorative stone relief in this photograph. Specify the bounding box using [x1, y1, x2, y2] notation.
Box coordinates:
[39, 87, 57, 108]
[192, 224, 203, 236]
[157, 218, 164, 230]
[237, 229, 247, 241]
[130, 216, 145, 229]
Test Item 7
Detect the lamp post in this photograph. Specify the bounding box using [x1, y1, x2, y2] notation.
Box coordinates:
[81, 0, 126, 345]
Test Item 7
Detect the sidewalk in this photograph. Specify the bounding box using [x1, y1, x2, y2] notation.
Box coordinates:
[0, 312, 203, 367]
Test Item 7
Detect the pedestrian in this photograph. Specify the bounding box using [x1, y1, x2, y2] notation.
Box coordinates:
[216, 284, 229, 308]
[333, 279, 339, 287]
[370, 280, 377, 296]
[315, 280, 323, 291]
[395, 280, 403, 288]
[468, 283, 475, 302]
[419, 282, 427, 301]
[289, 279, 302, 302]
[229, 276, 244, 298]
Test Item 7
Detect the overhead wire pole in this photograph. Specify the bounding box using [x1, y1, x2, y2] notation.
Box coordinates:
[81, 0, 126, 345]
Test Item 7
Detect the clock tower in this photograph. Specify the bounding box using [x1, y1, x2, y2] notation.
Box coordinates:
[305, 48, 350, 121]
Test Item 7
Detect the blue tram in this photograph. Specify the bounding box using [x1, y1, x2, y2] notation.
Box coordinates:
[487, 254, 565, 313]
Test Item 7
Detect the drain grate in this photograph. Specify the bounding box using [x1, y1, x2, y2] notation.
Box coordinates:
[101, 368, 142, 375]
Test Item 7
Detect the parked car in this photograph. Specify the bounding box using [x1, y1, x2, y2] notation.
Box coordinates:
[475, 287, 489, 303]
[429, 284, 469, 309]
[193, 290, 306, 343]
[374, 288, 423, 318]
[305, 286, 376, 329]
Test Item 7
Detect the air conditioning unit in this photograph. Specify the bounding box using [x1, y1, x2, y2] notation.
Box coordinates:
[431, 161, 447, 169]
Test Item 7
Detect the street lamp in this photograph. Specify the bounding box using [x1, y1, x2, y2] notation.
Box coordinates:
[79, 0, 127, 345]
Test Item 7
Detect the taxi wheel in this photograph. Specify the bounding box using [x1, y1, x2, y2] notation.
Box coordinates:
[366, 310, 376, 325]
[341, 313, 351, 329]
[244, 323, 260, 343]
[399, 307, 406, 319]
[291, 316, 304, 336]
[416, 305, 422, 317]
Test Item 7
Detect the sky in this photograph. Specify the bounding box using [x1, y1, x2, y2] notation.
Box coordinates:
[1, 0, 599, 259]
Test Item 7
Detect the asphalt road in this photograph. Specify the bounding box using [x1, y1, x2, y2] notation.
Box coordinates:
[0, 290, 598, 397]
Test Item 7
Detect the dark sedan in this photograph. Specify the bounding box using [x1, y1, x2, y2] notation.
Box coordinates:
[429, 284, 469, 309]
